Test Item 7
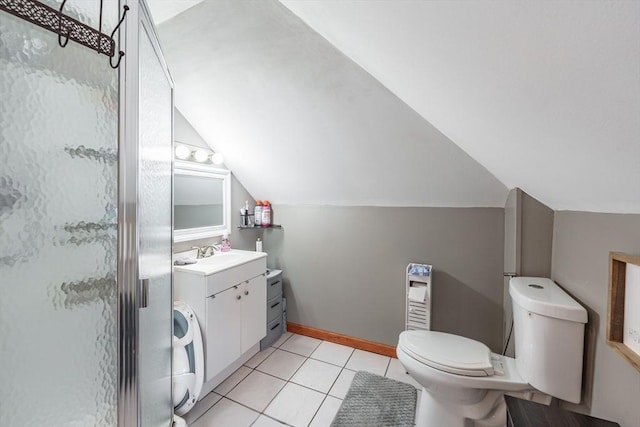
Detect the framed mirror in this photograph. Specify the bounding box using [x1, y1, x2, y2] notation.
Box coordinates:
[173, 160, 230, 242]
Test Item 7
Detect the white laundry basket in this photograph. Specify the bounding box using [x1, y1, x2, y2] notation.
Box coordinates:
[173, 301, 204, 417]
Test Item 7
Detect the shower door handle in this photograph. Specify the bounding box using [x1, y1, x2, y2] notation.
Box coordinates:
[140, 278, 150, 308]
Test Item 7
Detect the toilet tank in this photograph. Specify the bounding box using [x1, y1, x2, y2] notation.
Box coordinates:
[510, 277, 587, 404]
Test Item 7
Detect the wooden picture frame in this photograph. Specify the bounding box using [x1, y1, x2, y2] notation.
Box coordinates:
[607, 252, 640, 372]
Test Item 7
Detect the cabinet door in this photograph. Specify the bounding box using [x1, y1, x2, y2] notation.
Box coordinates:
[241, 275, 267, 353]
[205, 286, 242, 381]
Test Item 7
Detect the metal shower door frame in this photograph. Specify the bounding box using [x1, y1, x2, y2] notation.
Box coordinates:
[117, 0, 175, 425]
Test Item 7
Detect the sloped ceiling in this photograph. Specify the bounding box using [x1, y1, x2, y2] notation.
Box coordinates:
[154, 0, 507, 207]
[279, 1, 640, 213]
[151, 0, 640, 213]
[146, 0, 205, 25]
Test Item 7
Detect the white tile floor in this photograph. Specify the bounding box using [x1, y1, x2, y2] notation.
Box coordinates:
[191, 332, 421, 427]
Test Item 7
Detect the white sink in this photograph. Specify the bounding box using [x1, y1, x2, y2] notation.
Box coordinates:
[197, 251, 245, 265]
[174, 249, 267, 276]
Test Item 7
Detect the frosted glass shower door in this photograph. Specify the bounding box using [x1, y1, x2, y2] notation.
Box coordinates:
[138, 9, 174, 427]
[119, 2, 173, 425]
[0, 4, 118, 426]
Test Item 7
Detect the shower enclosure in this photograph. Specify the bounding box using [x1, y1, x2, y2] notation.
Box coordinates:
[0, 1, 174, 425]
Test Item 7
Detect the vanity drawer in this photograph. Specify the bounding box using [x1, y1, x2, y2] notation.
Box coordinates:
[260, 317, 283, 350]
[267, 295, 283, 323]
[266, 271, 282, 300]
[206, 258, 266, 296]
[267, 278, 282, 301]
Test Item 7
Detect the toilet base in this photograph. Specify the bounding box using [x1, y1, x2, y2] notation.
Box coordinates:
[416, 388, 507, 427]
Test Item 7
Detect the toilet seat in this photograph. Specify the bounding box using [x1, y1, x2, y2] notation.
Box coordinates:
[398, 330, 494, 377]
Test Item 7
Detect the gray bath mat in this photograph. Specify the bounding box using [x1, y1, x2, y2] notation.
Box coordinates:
[331, 371, 417, 427]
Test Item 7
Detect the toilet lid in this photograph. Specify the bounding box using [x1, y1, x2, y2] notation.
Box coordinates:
[399, 330, 494, 377]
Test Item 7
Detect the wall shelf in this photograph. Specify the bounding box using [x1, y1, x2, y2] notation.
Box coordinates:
[237, 225, 282, 230]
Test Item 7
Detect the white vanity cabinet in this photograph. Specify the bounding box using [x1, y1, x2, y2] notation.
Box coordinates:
[205, 273, 266, 379]
[174, 250, 267, 393]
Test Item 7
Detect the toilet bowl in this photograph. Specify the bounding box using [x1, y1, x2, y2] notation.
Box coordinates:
[397, 277, 587, 427]
[173, 301, 204, 418]
[397, 331, 529, 426]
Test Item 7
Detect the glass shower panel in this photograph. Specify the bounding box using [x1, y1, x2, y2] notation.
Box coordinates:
[0, 5, 118, 427]
[138, 18, 174, 427]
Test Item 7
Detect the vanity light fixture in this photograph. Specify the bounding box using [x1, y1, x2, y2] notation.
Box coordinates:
[175, 145, 191, 160]
[193, 149, 209, 163]
[211, 152, 224, 165]
[175, 141, 224, 165]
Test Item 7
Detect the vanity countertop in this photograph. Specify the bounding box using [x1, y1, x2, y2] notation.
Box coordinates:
[174, 249, 267, 276]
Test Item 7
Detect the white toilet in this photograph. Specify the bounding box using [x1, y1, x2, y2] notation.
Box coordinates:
[397, 277, 588, 427]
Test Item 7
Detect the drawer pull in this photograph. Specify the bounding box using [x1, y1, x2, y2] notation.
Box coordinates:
[270, 301, 280, 309]
[270, 280, 281, 287]
[244, 290, 249, 296]
[236, 295, 241, 300]
[270, 322, 281, 331]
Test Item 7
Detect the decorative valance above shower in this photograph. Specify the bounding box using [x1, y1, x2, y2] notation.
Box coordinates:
[0, 0, 128, 68]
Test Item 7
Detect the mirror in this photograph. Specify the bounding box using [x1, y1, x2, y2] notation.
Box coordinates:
[173, 160, 230, 242]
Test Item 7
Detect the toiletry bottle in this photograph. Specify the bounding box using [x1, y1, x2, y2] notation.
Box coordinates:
[221, 233, 231, 252]
[256, 238, 263, 252]
[254, 200, 262, 227]
[243, 200, 251, 226]
[261, 200, 271, 227]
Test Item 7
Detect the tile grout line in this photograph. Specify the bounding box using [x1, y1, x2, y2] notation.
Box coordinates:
[190, 333, 295, 426]
[230, 339, 329, 425]
[383, 356, 392, 377]
[307, 392, 330, 427]
[261, 336, 343, 426]
[197, 333, 400, 426]
[214, 365, 254, 397]
[259, 348, 325, 427]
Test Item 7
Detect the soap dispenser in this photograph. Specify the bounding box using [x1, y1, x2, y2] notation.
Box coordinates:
[221, 233, 231, 252]
[261, 200, 271, 227]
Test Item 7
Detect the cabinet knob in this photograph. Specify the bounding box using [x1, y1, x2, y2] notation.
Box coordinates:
[236, 295, 241, 300]
[244, 290, 249, 296]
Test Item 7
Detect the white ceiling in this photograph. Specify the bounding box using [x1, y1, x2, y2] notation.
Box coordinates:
[146, 0, 204, 25]
[150, 0, 640, 213]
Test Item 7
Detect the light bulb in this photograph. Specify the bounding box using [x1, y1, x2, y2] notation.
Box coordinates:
[193, 149, 209, 162]
[211, 152, 224, 165]
[175, 145, 190, 160]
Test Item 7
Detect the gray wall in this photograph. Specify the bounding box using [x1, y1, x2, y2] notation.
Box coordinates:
[175, 109, 209, 149]
[264, 205, 505, 350]
[174, 109, 257, 252]
[230, 177, 261, 252]
[503, 189, 554, 355]
[159, 0, 509, 210]
[520, 191, 554, 277]
[503, 188, 554, 278]
[552, 211, 640, 426]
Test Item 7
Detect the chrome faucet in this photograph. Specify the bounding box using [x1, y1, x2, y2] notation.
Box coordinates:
[191, 244, 220, 259]
[202, 244, 219, 258]
[191, 246, 205, 259]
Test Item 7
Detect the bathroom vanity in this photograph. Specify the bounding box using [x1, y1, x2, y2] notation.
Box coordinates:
[174, 250, 267, 396]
